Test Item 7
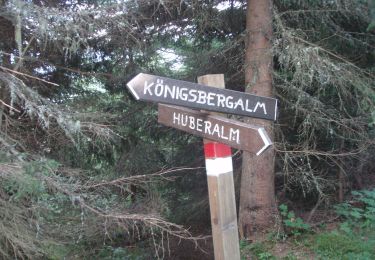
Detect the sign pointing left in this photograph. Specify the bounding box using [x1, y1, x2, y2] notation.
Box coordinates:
[127, 73, 278, 121]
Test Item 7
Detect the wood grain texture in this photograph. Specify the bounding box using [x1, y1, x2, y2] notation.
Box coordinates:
[199, 74, 240, 260]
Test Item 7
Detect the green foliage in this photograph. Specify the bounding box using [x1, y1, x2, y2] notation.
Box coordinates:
[335, 189, 375, 229]
[96, 246, 151, 260]
[279, 204, 311, 237]
[368, 0, 375, 32]
[241, 191, 375, 260]
[3, 159, 59, 201]
[1, 0, 375, 258]
[282, 253, 298, 260]
[274, 0, 375, 201]
[240, 240, 276, 260]
[314, 231, 375, 260]
[312, 189, 375, 259]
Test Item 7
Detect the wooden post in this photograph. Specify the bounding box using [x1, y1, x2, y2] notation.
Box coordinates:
[198, 74, 240, 260]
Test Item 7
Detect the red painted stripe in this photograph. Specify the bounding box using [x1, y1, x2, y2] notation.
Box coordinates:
[204, 142, 232, 158]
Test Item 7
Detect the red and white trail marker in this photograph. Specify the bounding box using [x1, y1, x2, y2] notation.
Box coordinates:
[204, 142, 233, 176]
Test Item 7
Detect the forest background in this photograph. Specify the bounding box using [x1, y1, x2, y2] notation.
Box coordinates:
[0, 0, 374, 259]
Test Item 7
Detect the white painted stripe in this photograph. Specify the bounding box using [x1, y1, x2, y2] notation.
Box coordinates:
[274, 99, 278, 121]
[256, 127, 272, 156]
[126, 84, 140, 100]
[205, 157, 233, 176]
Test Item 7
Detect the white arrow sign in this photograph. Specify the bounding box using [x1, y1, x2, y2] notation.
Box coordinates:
[127, 73, 278, 121]
[158, 104, 272, 155]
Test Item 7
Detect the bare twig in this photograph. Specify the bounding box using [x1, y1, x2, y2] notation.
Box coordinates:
[0, 66, 59, 86]
[307, 196, 324, 223]
[0, 99, 21, 113]
[85, 167, 204, 189]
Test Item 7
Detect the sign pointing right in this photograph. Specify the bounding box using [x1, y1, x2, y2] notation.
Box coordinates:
[158, 104, 272, 155]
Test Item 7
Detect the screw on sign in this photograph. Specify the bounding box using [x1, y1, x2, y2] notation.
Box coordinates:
[127, 73, 278, 121]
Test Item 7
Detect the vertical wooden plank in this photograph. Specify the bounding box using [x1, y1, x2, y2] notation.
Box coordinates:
[198, 74, 240, 260]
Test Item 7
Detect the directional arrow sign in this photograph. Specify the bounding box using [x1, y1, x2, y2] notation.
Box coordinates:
[158, 104, 272, 155]
[127, 73, 278, 121]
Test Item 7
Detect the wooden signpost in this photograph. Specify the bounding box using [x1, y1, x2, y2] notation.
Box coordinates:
[126, 72, 278, 260]
[127, 73, 278, 121]
[198, 74, 240, 260]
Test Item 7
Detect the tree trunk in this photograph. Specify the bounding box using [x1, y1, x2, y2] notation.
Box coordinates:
[238, 0, 280, 241]
[338, 140, 346, 203]
[14, 4, 23, 71]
